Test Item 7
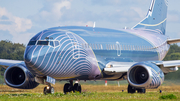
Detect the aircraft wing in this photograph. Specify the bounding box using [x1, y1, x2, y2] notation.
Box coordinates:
[154, 60, 180, 73]
[167, 38, 180, 44]
[103, 60, 180, 74]
[0, 59, 24, 69]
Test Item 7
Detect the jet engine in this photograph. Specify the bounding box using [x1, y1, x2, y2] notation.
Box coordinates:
[127, 62, 164, 89]
[4, 64, 39, 89]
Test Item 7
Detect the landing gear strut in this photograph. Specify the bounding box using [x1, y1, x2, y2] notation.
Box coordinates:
[137, 88, 146, 93]
[127, 84, 146, 93]
[128, 84, 136, 93]
[43, 84, 54, 95]
[63, 80, 81, 94]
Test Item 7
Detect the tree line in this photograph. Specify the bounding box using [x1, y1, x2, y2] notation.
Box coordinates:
[0, 40, 25, 83]
[163, 44, 180, 80]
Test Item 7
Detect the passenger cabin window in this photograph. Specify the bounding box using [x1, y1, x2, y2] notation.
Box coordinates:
[82, 44, 84, 48]
[89, 44, 91, 49]
[98, 44, 100, 49]
[87, 44, 89, 48]
[93, 44, 95, 49]
[100, 44, 103, 50]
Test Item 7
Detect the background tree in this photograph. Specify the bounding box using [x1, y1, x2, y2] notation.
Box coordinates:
[163, 44, 180, 80]
[0, 40, 25, 84]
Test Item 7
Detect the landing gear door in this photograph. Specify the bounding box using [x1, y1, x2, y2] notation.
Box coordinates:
[66, 32, 80, 59]
[46, 76, 56, 85]
[116, 41, 121, 57]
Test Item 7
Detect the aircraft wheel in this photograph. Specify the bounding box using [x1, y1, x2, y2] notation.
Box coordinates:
[127, 84, 136, 93]
[50, 87, 55, 94]
[43, 86, 48, 95]
[63, 83, 73, 94]
[43, 86, 54, 94]
[137, 88, 146, 93]
[73, 83, 81, 93]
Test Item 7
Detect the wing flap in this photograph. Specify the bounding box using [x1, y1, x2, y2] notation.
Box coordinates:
[153, 60, 180, 73]
[103, 60, 180, 74]
[162, 60, 180, 68]
[154, 60, 180, 68]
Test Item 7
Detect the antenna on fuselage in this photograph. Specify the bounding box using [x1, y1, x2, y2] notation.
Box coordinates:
[123, 26, 129, 29]
[45, 37, 53, 40]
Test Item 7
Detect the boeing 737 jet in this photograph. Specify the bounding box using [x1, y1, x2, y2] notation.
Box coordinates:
[1, 0, 180, 94]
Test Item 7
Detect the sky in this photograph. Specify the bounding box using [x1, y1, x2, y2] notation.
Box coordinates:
[0, 0, 180, 45]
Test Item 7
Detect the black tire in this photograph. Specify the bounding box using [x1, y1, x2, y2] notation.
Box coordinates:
[137, 88, 146, 93]
[127, 84, 136, 93]
[43, 86, 54, 95]
[63, 83, 73, 94]
[50, 87, 54, 94]
[43, 87, 48, 95]
[73, 83, 81, 93]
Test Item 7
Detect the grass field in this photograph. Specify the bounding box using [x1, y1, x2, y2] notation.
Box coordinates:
[0, 83, 180, 101]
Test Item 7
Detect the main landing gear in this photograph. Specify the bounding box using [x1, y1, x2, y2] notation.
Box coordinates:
[43, 83, 55, 95]
[63, 80, 82, 94]
[127, 84, 146, 93]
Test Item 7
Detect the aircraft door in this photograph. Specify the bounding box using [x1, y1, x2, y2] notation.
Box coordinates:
[116, 41, 121, 56]
[66, 32, 80, 59]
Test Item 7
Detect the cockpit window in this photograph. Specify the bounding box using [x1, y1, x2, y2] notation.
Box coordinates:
[49, 41, 54, 47]
[28, 40, 60, 47]
[54, 41, 60, 46]
[28, 41, 36, 46]
[37, 41, 49, 45]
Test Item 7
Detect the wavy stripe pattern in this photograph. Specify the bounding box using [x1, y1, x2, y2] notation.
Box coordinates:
[25, 30, 101, 80]
[150, 68, 164, 88]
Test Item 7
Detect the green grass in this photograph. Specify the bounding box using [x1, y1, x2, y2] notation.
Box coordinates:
[1, 84, 180, 101]
[159, 94, 177, 100]
[0, 92, 180, 101]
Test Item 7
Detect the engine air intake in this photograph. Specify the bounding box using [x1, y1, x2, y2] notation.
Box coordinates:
[129, 66, 149, 84]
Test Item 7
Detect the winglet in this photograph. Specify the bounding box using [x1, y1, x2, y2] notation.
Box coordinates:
[167, 38, 180, 44]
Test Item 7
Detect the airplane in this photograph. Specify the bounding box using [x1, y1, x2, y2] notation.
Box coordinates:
[1, 0, 180, 94]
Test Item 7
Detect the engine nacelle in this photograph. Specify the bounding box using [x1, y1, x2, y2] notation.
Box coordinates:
[4, 64, 39, 89]
[127, 62, 164, 89]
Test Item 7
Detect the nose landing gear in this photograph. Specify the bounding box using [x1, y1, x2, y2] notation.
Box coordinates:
[42, 80, 81, 95]
[43, 83, 54, 95]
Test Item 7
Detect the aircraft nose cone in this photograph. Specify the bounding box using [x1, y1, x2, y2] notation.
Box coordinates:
[24, 46, 35, 65]
[24, 51, 31, 63]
